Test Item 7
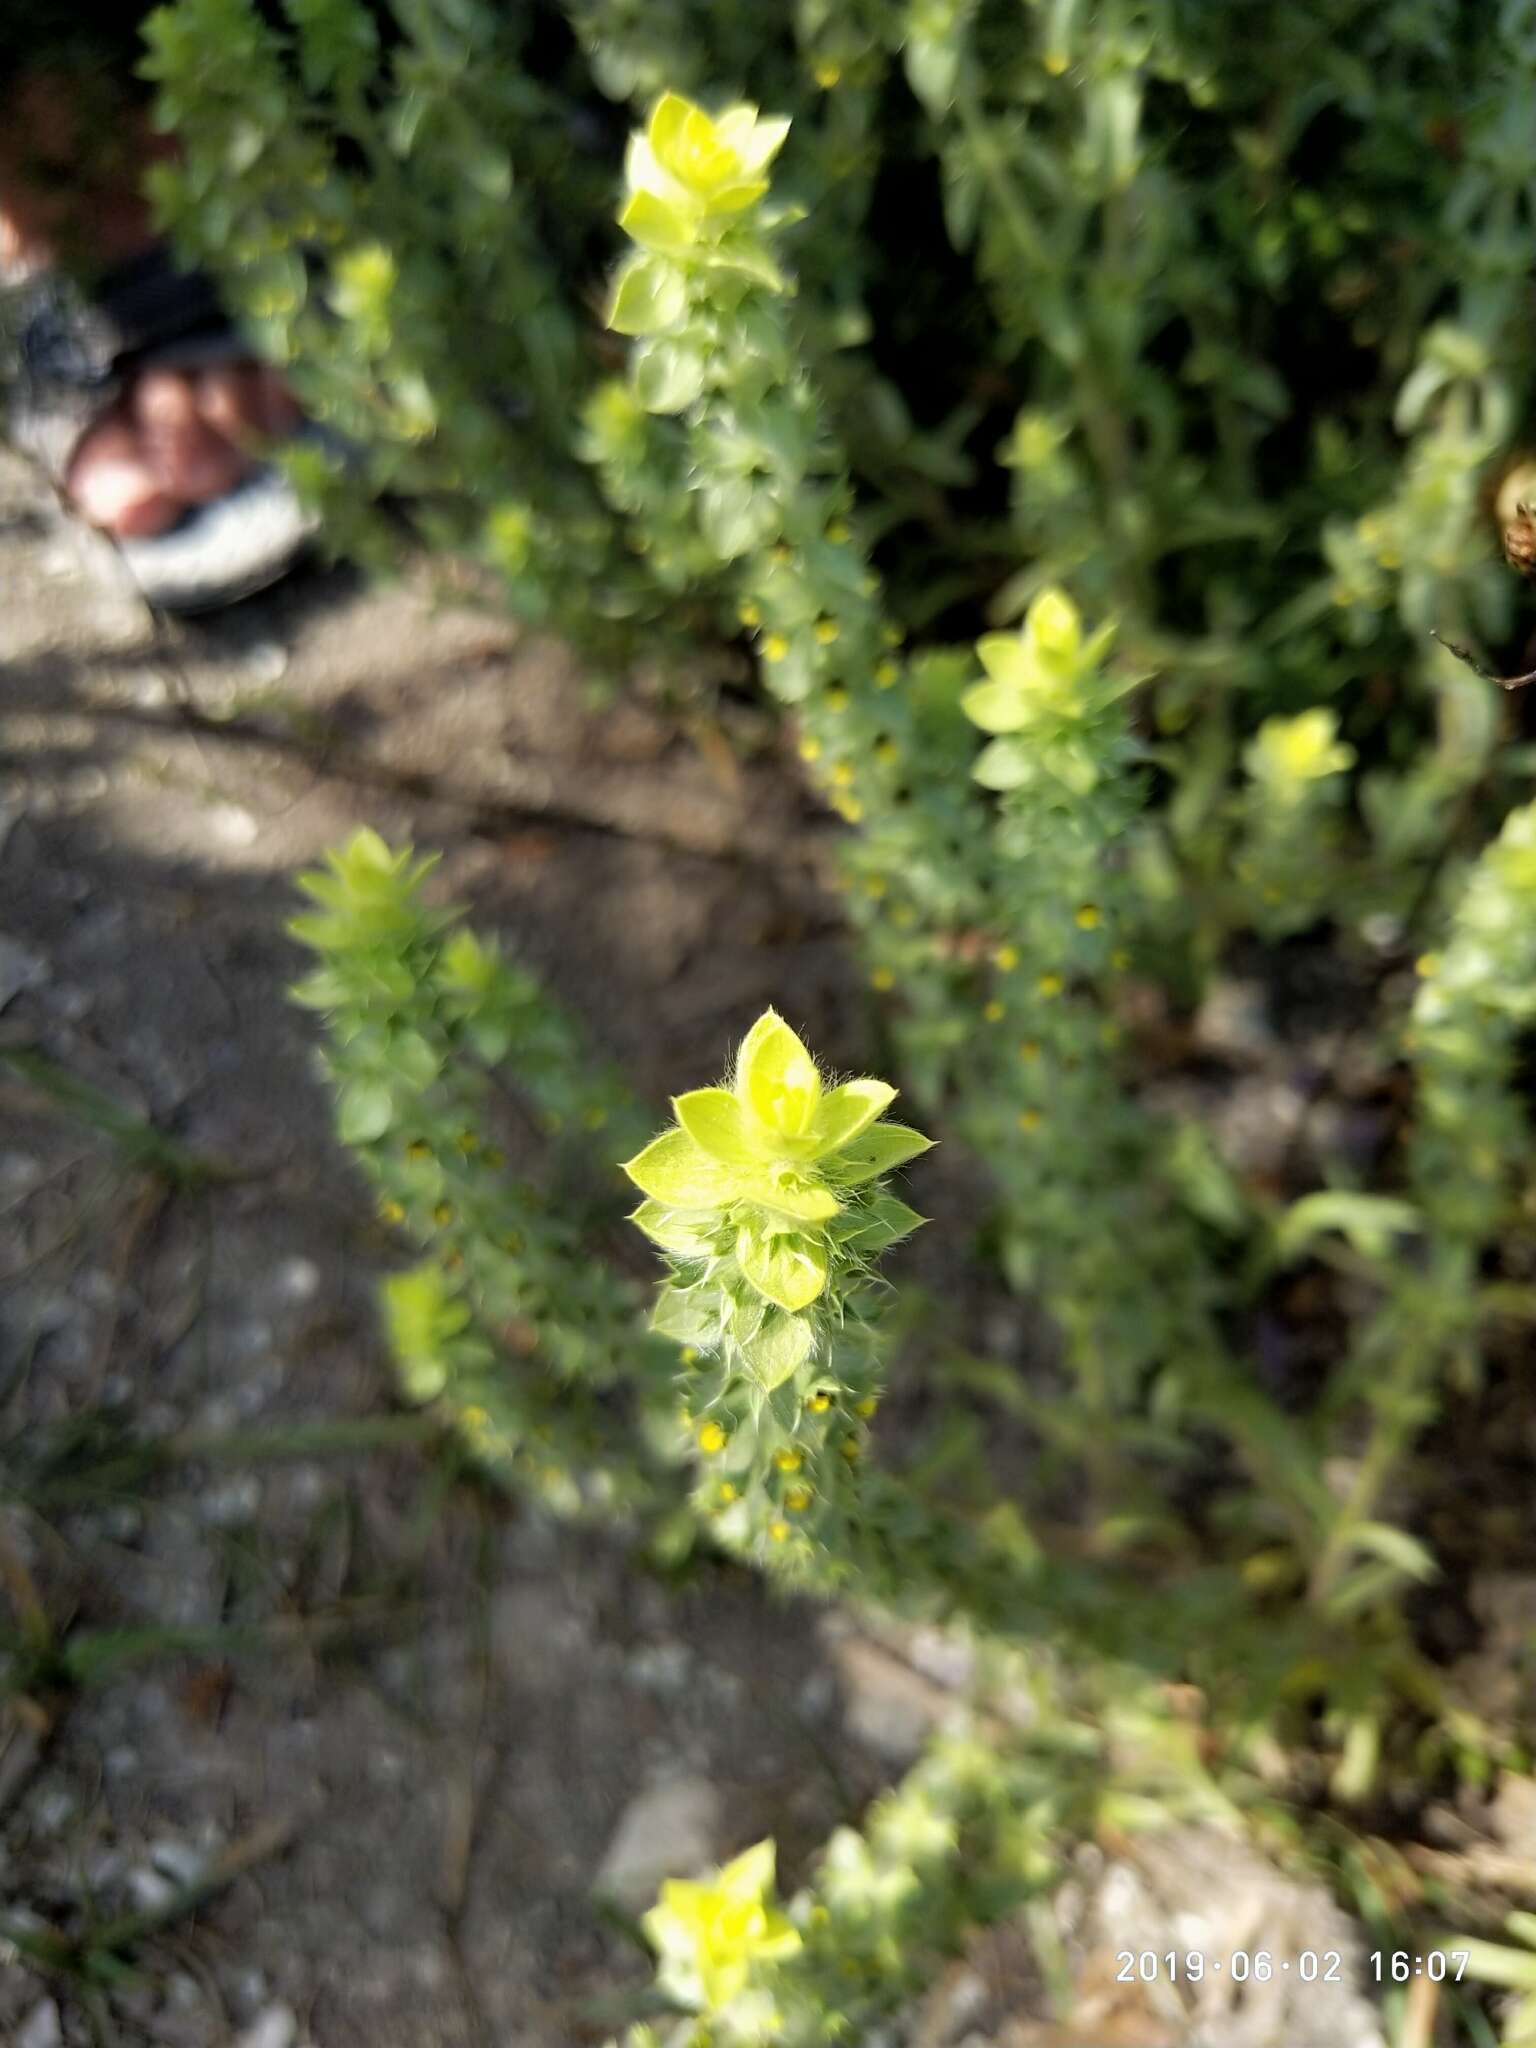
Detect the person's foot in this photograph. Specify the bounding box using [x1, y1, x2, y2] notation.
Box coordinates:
[2, 66, 303, 543]
[64, 363, 304, 541]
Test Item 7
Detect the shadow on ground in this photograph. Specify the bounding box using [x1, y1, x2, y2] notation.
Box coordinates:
[0, 453, 929, 2048]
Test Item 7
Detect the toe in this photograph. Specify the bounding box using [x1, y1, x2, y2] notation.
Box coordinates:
[67, 415, 183, 538]
[197, 363, 303, 448]
[134, 367, 249, 502]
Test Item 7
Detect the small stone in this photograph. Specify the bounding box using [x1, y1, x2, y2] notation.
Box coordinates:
[627, 1641, 693, 1696]
[62, 766, 110, 805]
[491, 1582, 587, 1692]
[30, 1782, 78, 1833]
[234, 2003, 298, 2048]
[0, 1152, 43, 1198]
[210, 803, 260, 848]
[238, 639, 290, 687]
[0, 934, 48, 1011]
[51, 985, 93, 1022]
[151, 1838, 207, 1887]
[797, 1669, 837, 1723]
[231, 1317, 275, 1359]
[128, 1866, 181, 1912]
[200, 1475, 261, 1529]
[17, 1999, 62, 2048]
[1193, 977, 1275, 1064]
[269, 1255, 321, 1305]
[226, 1967, 269, 2021]
[593, 1774, 722, 1912]
[128, 669, 171, 708]
[822, 1626, 956, 1764]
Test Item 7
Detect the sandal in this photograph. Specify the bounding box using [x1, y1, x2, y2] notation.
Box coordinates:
[4, 243, 325, 614]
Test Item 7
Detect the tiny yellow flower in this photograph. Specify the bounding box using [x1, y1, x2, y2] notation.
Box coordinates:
[462, 1404, 489, 1430]
[813, 59, 842, 88]
[698, 1421, 728, 1454]
[774, 1450, 803, 1472]
[834, 796, 865, 822]
[993, 943, 1020, 970]
[874, 739, 899, 767]
[1043, 48, 1069, 73]
[882, 624, 904, 647]
[825, 686, 850, 712]
[855, 1397, 878, 1418]
[1019, 1039, 1042, 1062]
[830, 761, 855, 788]
[874, 660, 899, 689]
[717, 1482, 738, 1504]
[772, 544, 793, 565]
[798, 735, 823, 762]
[870, 966, 895, 991]
[1018, 1108, 1042, 1132]
[826, 517, 850, 542]
[739, 600, 761, 626]
[407, 1139, 432, 1162]
[1416, 952, 1441, 978]
[763, 633, 789, 661]
[681, 1345, 699, 1365]
[642, 1836, 801, 2012]
[785, 1486, 813, 1512]
[1075, 904, 1101, 930]
[432, 1201, 455, 1227]
[815, 619, 841, 645]
[983, 1000, 1005, 1022]
[808, 1393, 832, 1413]
[769, 1519, 791, 1542]
[379, 1200, 406, 1226]
[1037, 972, 1064, 998]
[839, 1437, 860, 1460]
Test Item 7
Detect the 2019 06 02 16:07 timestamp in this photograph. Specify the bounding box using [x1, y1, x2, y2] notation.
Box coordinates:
[1115, 1951, 1472, 1984]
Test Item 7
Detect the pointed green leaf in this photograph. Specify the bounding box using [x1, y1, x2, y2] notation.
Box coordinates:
[809, 1078, 896, 1158]
[630, 1201, 719, 1257]
[608, 252, 687, 336]
[618, 188, 698, 255]
[338, 1077, 393, 1144]
[746, 1171, 841, 1221]
[696, 237, 788, 293]
[623, 1127, 737, 1207]
[1349, 1522, 1439, 1583]
[651, 1282, 717, 1345]
[960, 678, 1028, 735]
[737, 1224, 828, 1312]
[632, 337, 707, 414]
[729, 1291, 767, 1344]
[834, 1195, 926, 1252]
[823, 1124, 934, 1186]
[972, 737, 1034, 790]
[674, 1087, 764, 1166]
[740, 1310, 814, 1390]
